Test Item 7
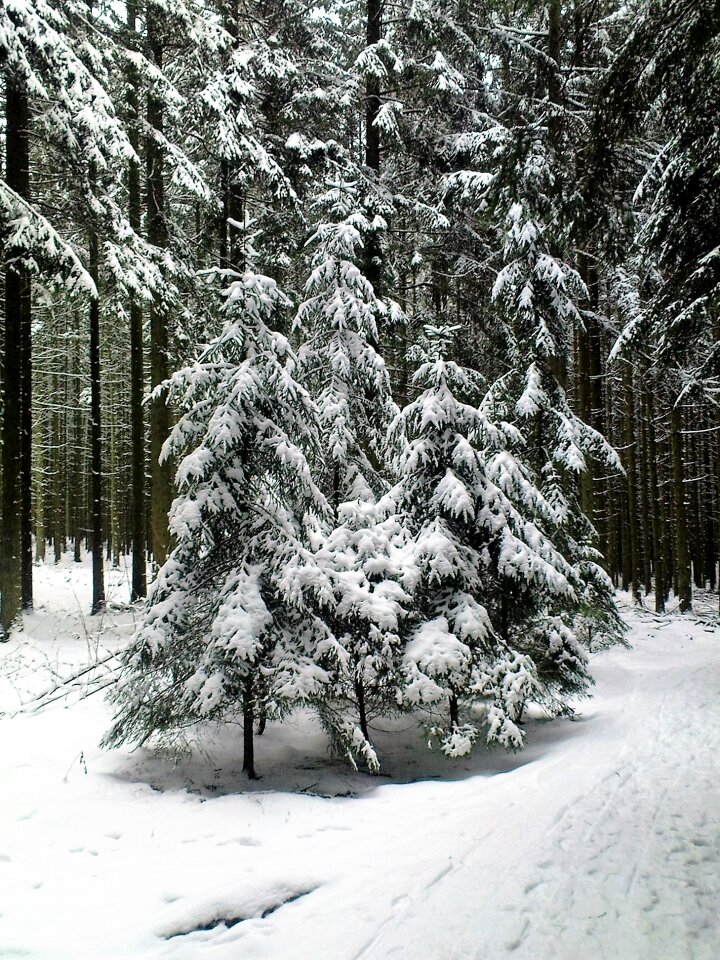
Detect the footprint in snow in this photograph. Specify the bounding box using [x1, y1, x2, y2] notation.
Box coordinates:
[217, 836, 260, 847]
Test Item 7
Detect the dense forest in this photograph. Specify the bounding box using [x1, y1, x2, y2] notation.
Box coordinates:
[2, 0, 719, 773]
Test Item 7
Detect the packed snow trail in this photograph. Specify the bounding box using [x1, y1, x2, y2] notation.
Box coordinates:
[1, 561, 719, 959]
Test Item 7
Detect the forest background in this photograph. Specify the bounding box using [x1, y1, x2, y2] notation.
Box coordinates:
[1, 0, 719, 771]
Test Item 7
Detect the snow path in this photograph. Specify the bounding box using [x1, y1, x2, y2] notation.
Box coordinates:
[1, 561, 719, 959]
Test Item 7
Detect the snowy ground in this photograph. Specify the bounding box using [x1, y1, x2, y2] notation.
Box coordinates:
[1, 558, 719, 960]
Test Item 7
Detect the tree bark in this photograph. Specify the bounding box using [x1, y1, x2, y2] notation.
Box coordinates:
[147, 5, 173, 568]
[646, 388, 665, 613]
[242, 676, 257, 779]
[670, 402, 692, 612]
[702, 425, 716, 590]
[71, 311, 83, 563]
[354, 669, 370, 744]
[605, 374, 619, 585]
[1, 70, 31, 634]
[449, 692, 459, 729]
[89, 227, 105, 615]
[19, 225, 33, 610]
[363, 0, 382, 294]
[623, 363, 641, 601]
[639, 387, 653, 595]
[128, 0, 147, 600]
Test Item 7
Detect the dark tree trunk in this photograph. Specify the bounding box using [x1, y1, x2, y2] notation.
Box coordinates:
[449, 692, 459, 729]
[702, 425, 716, 590]
[547, 0, 562, 149]
[605, 375, 619, 585]
[219, 0, 244, 272]
[52, 369, 63, 564]
[717, 412, 720, 609]
[576, 309, 593, 519]
[689, 421, 704, 589]
[623, 364, 641, 602]
[1, 70, 31, 634]
[71, 311, 83, 563]
[670, 402, 692, 612]
[89, 227, 105, 615]
[19, 243, 32, 610]
[365, 0, 381, 174]
[639, 388, 653, 595]
[363, 0, 382, 294]
[661, 437, 674, 604]
[646, 388, 665, 613]
[128, 0, 147, 601]
[242, 676, 257, 779]
[147, 6, 173, 568]
[354, 670, 370, 744]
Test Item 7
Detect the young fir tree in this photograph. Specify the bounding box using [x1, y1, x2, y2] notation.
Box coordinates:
[105, 271, 330, 778]
[392, 324, 613, 756]
[441, 1, 624, 649]
[287, 183, 410, 770]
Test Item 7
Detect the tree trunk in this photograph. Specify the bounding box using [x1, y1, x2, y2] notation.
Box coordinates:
[89, 228, 105, 615]
[33, 411, 45, 562]
[658, 434, 672, 605]
[147, 6, 173, 568]
[354, 669, 370, 744]
[717, 412, 720, 609]
[670, 402, 691, 612]
[242, 676, 257, 779]
[449, 692, 459, 729]
[363, 0, 382, 293]
[702, 425, 716, 590]
[51, 369, 63, 564]
[646, 388, 665, 613]
[71, 311, 83, 563]
[547, 0, 562, 150]
[605, 374, 619, 585]
[576, 308, 593, 519]
[128, 0, 147, 601]
[623, 364, 641, 601]
[19, 233, 33, 610]
[108, 382, 120, 569]
[1, 70, 31, 634]
[689, 421, 704, 589]
[639, 387, 653, 595]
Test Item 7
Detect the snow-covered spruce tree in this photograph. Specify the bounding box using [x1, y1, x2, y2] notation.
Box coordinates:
[441, 35, 624, 696]
[391, 325, 565, 754]
[284, 184, 411, 770]
[438, 0, 620, 652]
[489, 213, 625, 658]
[393, 320, 622, 757]
[104, 272, 330, 778]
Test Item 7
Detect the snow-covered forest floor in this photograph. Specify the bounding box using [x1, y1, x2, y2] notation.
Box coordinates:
[1, 559, 719, 960]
